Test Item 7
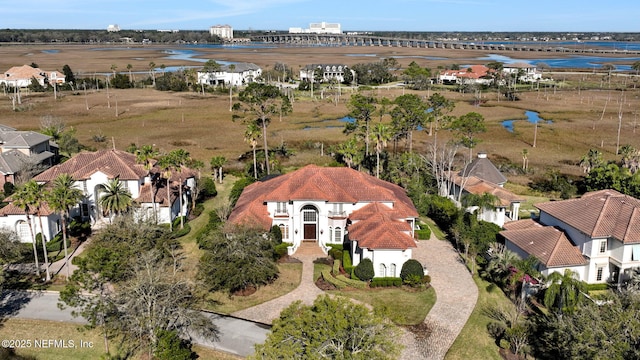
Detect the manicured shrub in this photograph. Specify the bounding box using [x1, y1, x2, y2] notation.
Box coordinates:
[342, 250, 353, 275]
[354, 258, 374, 281]
[328, 247, 342, 260]
[191, 202, 205, 218]
[332, 259, 341, 274]
[270, 225, 283, 244]
[336, 274, 367, 289]
[370, 277, 403, 287]
[200, 177, 217, 199]
[322, 269, 345, 289]
[586, 283, 609, 291]
[274, 242, 291, 259]
[404, 274, 423, 287]
[400, 259, 424, 281]
[415, 227, 431, 240]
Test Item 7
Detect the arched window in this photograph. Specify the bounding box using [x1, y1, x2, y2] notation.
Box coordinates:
[390, 263, 397, 277]
[379, 263, 387, 277]
[16, 220, 30, 243]
[334, 227, 342, 243]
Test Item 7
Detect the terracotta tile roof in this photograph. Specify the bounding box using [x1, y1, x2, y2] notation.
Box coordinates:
[501, 225, 587, 267]
[34, 149, 149, 183]
[0, 201, 55, 216]
[441, 65, 491, 80]
[135, 182, 178, 207]
[536, 189, 640, 244]
[348, 203, 416, 250]
[228, 165, 419, 249]
[451, 174, 523, 207]
[3, 65, 45, 82]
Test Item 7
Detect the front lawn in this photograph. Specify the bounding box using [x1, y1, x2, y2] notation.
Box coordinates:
[331, 287, 436, 325]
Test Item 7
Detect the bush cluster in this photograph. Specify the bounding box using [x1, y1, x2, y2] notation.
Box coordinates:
[328, 244, 343, 260]
[370, 277, 403, 287]
[354, 258, 375, 281]
[415, 227, 431, 240]
[274, 242, 291, 259]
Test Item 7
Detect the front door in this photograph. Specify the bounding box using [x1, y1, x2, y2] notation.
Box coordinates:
[302, 206, 318, 241]
[304, 224, 317, 240]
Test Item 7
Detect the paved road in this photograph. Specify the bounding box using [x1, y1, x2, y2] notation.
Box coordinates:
[0, 291, 269, 358]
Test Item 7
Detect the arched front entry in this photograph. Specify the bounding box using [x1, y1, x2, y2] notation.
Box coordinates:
[93, 184, 107, 220]
[301, 205, 319, 241]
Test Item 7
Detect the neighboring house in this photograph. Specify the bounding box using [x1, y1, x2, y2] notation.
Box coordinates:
[1, 65, 65, 88]
[228, 165, 419, 278]
[447, 153, 522, 227]
[501, 189, 640, 284]
[502, 62, 542, 82]
[197, 63, 262, 86]
[0, 125, 56, 187]
[0, 149, 195, 243]
[438, 65, 493, 85]
[299, 64, 354, 83]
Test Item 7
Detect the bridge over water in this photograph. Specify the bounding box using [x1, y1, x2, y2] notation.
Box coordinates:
[250, 33, 640, 55]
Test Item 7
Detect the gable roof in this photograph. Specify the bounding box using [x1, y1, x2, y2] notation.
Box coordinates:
[536, 189, 640, 244]
[34, 149, 149, 183]
[458, 153, 507, 185]
[501, 222, 587, 267]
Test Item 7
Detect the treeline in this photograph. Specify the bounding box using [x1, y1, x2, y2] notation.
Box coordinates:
[0, 29, 219, 44]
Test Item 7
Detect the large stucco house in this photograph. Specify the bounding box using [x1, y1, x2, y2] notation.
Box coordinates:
[501, 189, 640, 284]
[502, 62, 542, 82]
[197, 63, 261, 87]
[447, 153, 522, 227]
[228, 165, 419, 278]
[0, 149, 195, 243]
[438, 65, 493, 85]
[1, 65, 65, 88]
[299, 64, 354, 83]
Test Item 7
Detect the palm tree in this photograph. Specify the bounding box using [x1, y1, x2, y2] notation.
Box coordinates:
[209, 156, 226, 184]
[126, 63, 134, 84]
[371, 122, 392, 178]
[12, 183, 40, 277]
[30, 181, 51, 281]
[244, 124, 261, 178]
[136, 145, 159, 223]
[579, 148, 604, 173]
[48, 174, 83, 281]
[543, 269, 586, 314]
[98, 178, 132, 220]
[159, 149, 192, 230]
[521, 149, 528, 171]
[148, 62, 156, 86]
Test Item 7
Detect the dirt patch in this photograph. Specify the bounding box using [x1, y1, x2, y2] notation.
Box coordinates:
[315, 277, 335, 291]
[405, 321, 433, 340]
[232, 285, 257, 297]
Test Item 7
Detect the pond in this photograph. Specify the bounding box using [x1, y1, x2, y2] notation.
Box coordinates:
[501, 111, 552, 132]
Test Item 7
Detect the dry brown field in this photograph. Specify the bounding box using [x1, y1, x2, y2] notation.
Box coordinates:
[1, 44, 640, 183]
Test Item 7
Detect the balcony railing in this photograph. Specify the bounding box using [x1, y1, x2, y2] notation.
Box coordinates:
[328, 210, 347, 218]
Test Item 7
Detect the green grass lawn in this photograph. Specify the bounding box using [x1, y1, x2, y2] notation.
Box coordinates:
[445, 275, 514, 360]
[421, 216, 447, 240]
[332, 287, 436, 326]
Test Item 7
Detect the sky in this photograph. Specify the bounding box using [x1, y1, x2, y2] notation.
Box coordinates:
[2, 0, 640, 32]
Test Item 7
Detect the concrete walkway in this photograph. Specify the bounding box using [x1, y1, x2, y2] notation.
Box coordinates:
[400, 236, 478, 360]
[231, 251, 325, 324]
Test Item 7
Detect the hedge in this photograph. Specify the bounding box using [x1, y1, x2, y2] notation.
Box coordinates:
[415, 227, 431, 240]
[342, 250, 353, 276]
[332, 259, 341, 274]
[274, 242, 292, 258]
[336, 274, 368, 289]
[370, 277, 403, 287]
[328, 244, 343, 260]
[322, 269, 346, 289]
[586, 283, 610, 291]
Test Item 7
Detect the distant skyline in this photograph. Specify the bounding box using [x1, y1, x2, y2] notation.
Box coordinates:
[2, 0, 640, 33]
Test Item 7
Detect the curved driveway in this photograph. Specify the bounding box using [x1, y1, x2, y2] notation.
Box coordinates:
[401, 237, 478, 360]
